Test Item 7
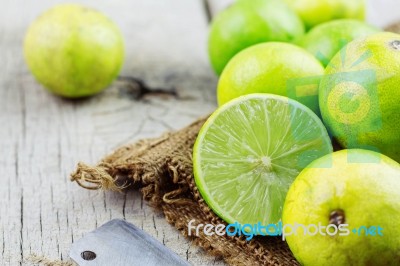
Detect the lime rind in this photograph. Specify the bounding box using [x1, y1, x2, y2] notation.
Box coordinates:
[193, 94, 332, 226]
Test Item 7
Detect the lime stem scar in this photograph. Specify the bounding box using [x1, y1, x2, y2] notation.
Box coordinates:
[329, 209, 345, 226]
[390, 40, 400, 50]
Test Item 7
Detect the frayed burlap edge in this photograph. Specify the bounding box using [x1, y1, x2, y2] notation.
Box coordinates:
[25, 254, 75, 266]
[70, 117, 298, 266]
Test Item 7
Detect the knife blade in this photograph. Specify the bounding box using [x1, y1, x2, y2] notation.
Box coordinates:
[70, 219, 190, 266]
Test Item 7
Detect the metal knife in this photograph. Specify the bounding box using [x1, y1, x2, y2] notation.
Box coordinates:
[70, 219, 190, 266]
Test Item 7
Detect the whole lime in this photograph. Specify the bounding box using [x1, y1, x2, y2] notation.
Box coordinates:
[24, 4, 125, 98]
[284, 0, 365, 29]
[208, 0, 304, 75]
[320, 32, 400, 162]
[217, 42, 324, 115]
[282, 149, 400, 265]
[299, 19, 379, 66]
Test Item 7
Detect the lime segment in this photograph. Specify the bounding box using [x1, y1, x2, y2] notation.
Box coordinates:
[193, 94, 332, 226]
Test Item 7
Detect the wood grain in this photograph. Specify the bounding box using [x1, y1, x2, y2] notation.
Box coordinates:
[0, 0, 220, 265]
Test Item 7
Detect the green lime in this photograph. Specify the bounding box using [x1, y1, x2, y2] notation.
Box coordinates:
[284, 0, 366, 29]
[208, 0, 304, 75]
[320, 32, 400, 162]
[217, 42, 324, 115]
[24, 4, 124, 98]
[193, 94, 332, 225]
[283, 149, 400, 265]
[299, 19, 380, 66]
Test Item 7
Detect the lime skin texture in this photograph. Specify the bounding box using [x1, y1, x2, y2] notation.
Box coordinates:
[217, 42, 324, 115]
[24, 4, 125, 98]
[208, 0, 305, 75]
[283, 149, 400, 266]
[285, 0, 366, 29]
[320, 32, 400, 162]
[299, 19, 380, 66]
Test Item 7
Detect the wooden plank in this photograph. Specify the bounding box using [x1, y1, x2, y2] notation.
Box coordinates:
[206, 0, 233, 18]
[0, 0, 222, 265]
[367, 0, 400, 28]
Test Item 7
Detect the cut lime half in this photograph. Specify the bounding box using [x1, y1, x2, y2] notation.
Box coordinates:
[193, 94, 332, 226]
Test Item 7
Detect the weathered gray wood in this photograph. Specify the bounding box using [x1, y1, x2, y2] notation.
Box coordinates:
[0, 0, 221, 265]
[367, 0, 400, 28]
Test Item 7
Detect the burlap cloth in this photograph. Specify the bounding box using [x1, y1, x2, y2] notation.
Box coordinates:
[70, 117, 298, 265]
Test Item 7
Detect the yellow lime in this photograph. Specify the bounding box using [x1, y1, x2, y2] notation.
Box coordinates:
[24, 4, 124, 98]
[217, 42, 324, 115]
[208, 0, 304, 75]
[320, 32, 400, 162]
[285, 0, 366, 29]
[283, 149, 400, 265]
[299, 19, 379, 66]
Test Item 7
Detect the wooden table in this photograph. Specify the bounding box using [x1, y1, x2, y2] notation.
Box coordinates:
[0, 0, 397, 265]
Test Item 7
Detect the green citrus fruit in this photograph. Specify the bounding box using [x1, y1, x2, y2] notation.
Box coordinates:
[24, 4, 124, 98]
[193, 94, 332, 226]
[299, 19, 380, 66]
[283, 149, 400, 265]
[217, 42, 324, 115]
[319, 32, 400, 162]
[208, 0, 305, 75]
[284, 0, 366, 29]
